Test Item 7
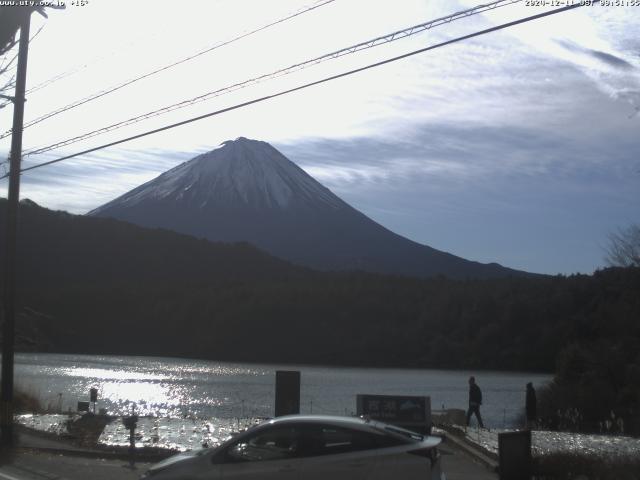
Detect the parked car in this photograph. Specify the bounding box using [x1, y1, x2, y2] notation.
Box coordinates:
[141, 414, 444, 479]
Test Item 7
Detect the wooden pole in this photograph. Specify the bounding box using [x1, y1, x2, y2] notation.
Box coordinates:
[1, 8, 31, 447]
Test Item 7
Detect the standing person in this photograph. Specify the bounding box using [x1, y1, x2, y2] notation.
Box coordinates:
[526, 382, 537, 429]
[466, 376, 484, 428]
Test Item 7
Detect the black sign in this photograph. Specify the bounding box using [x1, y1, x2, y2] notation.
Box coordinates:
[499, 430, 532, 480]
[77, 401, 90, 412]
[275, 370, 300, 417]
[357, 394, 431, 430]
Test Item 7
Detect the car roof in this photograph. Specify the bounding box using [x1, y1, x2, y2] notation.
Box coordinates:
[218, 415, 441, 450]
[253, 415, 440, 446]
[263, 414, 374, 428]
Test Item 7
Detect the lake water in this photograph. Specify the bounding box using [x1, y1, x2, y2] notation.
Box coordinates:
[15, 353, 550, 429]
[16, 354, 637, 458]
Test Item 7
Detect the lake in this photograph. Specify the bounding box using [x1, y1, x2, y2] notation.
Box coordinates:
[17, 354, 637, 458]
[15, 352, 550, 429]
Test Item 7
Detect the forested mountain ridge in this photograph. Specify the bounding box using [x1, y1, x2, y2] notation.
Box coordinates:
[1, 199, 638, 372]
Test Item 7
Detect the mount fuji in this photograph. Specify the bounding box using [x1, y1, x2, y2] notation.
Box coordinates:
[89, 137, 524, 279]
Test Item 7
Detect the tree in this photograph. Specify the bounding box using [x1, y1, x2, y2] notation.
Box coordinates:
[0, 6, 54, 105]
[605, 224, 640, 268]
[0, 10, 19, 108]
[0, 6, 33, 100]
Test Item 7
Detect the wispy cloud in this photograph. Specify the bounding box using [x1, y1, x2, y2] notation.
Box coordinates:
[1, 1, 637, 274]
[0, 147, 200, 213]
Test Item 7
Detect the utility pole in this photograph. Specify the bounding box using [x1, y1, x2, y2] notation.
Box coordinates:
[1, 7, 31, 447]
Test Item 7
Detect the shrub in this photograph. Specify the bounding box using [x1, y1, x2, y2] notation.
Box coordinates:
[14, 388, 43, 413]
[534, 452, 640, 480]
[537, 340, 640, 435]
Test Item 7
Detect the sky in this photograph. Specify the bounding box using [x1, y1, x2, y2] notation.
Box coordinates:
[0, 0, 638, 275]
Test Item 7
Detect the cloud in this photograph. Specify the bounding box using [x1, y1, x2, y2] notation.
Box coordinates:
[278, 111, 639, 194]
[0, 147, 200, 213]
[556, 39, 635, 71]
[1, 0, 637, 274]
[588, 49, 635, 71]
[277, 116, 639, 275]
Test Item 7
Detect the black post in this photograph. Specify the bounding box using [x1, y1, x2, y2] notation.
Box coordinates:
[1, 8, 31, 447]
[123, 413, 138, 468]
[90, 387, 97, 414]
[128, 423, 135, 466]
[274, 371, 300, 417]
[498, 430, 532, 480]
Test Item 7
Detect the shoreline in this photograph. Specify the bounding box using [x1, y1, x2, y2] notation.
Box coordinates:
[13, 414, 640, 479]
[15, 422, 176, 462]
[14, 350, 555, 375]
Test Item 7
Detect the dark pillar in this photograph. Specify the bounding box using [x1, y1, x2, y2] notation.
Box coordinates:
[1, 8, 31, 447]
[275, 370, 300, 417]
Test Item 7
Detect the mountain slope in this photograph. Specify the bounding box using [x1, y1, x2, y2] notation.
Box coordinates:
[2, 200, 638, 371]
[90, 137, 526, 279]
[2, 198, 302, 289]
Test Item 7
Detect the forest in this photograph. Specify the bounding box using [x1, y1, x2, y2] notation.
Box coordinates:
[0, 199, 637, 374]
[2, 199, 639, 433]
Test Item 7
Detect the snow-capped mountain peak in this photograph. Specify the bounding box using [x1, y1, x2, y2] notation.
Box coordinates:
[91, 137, 343, 215]
[90, 137, 525, 279]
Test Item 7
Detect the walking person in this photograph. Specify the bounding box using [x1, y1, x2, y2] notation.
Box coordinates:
[526, 382, 537, 429]
[466, 376, 484, 428]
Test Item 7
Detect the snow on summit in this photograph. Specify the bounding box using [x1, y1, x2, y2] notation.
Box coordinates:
[91, 137, 343, 214]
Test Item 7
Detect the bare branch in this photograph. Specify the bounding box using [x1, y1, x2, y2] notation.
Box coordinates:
[605, 224, 640, 267]
[0, 38, 17, 58]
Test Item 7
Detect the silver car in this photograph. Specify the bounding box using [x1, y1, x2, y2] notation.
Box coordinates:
[141, 414, 444, 479]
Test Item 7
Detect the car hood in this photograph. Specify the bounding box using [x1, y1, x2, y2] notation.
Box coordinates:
[148, 449, 204, 474]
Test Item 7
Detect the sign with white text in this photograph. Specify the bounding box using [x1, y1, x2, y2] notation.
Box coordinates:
[356, 394, 431, 433]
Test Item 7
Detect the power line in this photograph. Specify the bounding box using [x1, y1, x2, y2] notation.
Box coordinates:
[25, 38, 152, 96]
[24, 26, 166, 96]
[1, 1, 591, 180]
[25, 63, 84, 96]
[27, 22, 45, 44]
[0, 0, 338, 141]
[26, 0, 336, 98]
[21, 0, 523, 157]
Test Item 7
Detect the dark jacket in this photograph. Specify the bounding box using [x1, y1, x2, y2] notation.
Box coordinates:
[469, 383, 482, 405]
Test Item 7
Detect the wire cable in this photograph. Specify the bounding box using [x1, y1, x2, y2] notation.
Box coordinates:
[21, 0, 524, 156]
[0, 0, 338, 141]
[26, 0, 337, 99]
[27, 22, 46, 45]
[1, 1, 591, 180]
[25, 27, 165, 96]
